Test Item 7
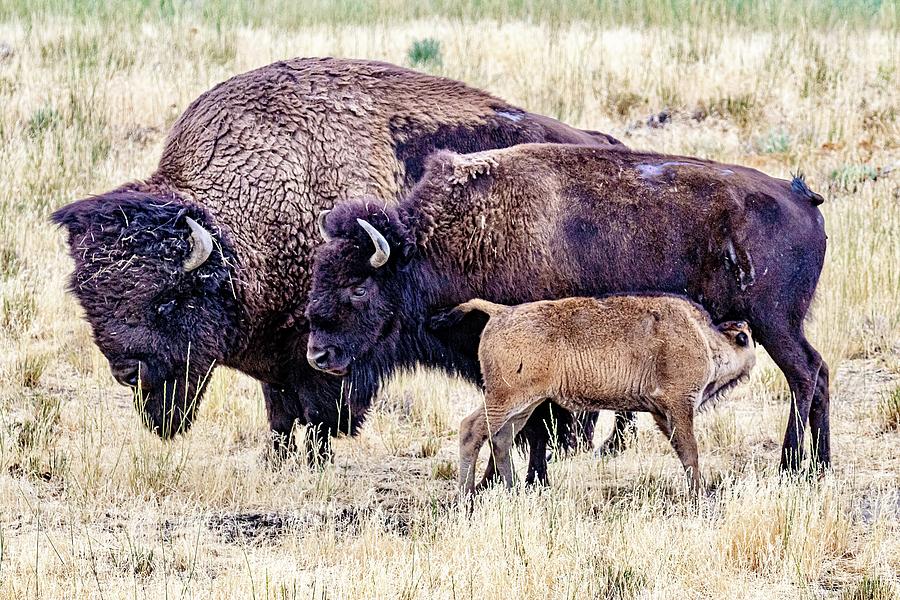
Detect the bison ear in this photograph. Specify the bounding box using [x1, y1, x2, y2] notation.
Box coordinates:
[51, 193, 151, 239]
[52, 193, 212, 269]
[51, 196, 107, 239]
[398, 239, 418, 266]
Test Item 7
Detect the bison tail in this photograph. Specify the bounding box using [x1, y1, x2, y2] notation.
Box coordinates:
[454, 298, 509, 319]
[791, 173, 825, 206]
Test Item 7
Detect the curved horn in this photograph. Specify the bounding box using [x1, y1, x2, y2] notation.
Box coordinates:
[356, 218, 390, 268]
[182, 217, 214, 272]
[318, 210, 333, 242]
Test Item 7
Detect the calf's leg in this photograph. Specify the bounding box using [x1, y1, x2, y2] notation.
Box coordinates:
[482, 399, 557, 489]
[490, 422, 517, 490]
[652, 409, 701, 496]
[512, 403, 600, 487]
[459, 408, 489, 497]
[491, 408, 541, 490]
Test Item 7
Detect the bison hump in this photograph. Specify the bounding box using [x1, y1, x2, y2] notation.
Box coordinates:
[442, 151, 499, 186]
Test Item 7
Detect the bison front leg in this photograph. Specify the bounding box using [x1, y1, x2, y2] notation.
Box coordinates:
[262, 381, 335, 467]
[524, 426, 549, 486]
[298, 375, 349, 468]
[570, 411, 598, 453]
[262, 383, 305, 462]
[277, 368, 365, 469]
[518, 400, 554, 486]
[596, 411, 638, 457]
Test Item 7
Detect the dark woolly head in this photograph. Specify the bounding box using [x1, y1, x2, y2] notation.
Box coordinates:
[305, 196, 419, 377]
[52, 191, 242, 437]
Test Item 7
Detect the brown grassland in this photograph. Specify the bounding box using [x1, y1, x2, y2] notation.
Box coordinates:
[0, 1, 898, 598]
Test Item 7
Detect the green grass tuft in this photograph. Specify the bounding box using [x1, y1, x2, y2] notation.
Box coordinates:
[25, 106, 60, 138]
[829, 164, 881, 193]
[877, 386, 900, 433]
[842, 575, 898, 600]
[407, 37, 442, 68]
[757, 129, 792, 154]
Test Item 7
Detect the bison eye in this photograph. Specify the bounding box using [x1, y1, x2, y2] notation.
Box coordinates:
[350, 287, 367, 300]
[735, 332, 749, 347]
[157, 299, 177, 316]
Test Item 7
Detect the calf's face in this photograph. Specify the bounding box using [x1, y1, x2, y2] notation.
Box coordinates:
[714, 320, 757, 382]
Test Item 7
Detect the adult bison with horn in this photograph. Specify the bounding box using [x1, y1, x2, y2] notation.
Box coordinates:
[52, 57, 622, 463]
[306, 144, 830, 476]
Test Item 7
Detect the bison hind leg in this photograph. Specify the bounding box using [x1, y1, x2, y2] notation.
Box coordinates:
[752, 320, 828, 472]
[458, 408, 489, 497]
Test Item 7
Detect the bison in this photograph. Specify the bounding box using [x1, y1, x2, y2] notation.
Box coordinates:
[52, 57, 622, 463]
[445, 295, 756, 496]
[305, 143, 830, 476]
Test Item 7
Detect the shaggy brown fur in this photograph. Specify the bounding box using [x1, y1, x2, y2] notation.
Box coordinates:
[453, 295, 756, 496]
[52, 57, 621, 458]
[151, 59, 617, 321]
[306, 142, 828, 477]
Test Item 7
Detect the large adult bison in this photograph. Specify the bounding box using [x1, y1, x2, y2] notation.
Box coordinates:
[52, 57, 622, 461]
[306, 144, 830, 475]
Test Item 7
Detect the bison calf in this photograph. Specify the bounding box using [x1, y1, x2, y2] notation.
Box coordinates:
[451, 295, 756, 496]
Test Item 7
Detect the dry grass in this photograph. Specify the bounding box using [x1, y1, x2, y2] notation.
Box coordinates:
[0, 3, 898, 598]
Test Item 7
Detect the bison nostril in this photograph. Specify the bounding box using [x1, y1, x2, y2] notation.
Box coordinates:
[307, 348, 332, 371]
[315, 351, 328, 367]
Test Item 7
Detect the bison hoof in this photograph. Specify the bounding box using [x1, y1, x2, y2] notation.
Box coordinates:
[264, 432, 301, 467]
[595, 430, 635, 458]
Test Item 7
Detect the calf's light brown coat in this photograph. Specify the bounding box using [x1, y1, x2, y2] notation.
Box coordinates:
[456, 295, 756, 495]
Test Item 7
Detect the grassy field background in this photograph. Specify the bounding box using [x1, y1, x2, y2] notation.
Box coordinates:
[0, 1, 899, 598]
